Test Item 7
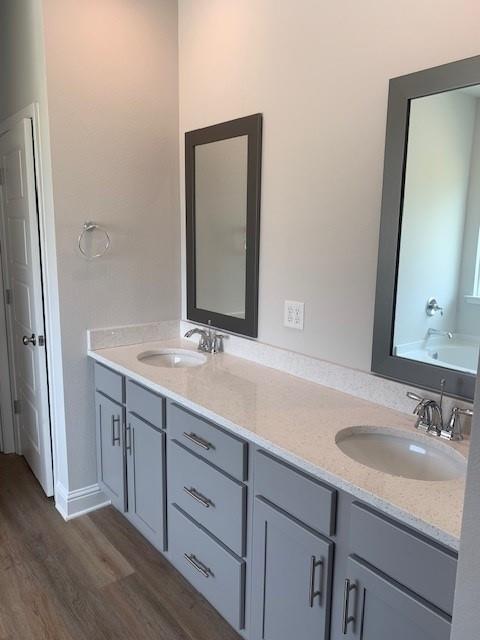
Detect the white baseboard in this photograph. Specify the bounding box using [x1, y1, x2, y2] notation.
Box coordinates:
[55, 481, 110, 521]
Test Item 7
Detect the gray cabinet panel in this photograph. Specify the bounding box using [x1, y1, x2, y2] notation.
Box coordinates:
[168, 402, 248, 480]
[251, 497, 333, 640]
[168, 504, 246, 630]
[168, 440, 246, 556]
[126, 414, 166, 551]
[126, 379, 165, 430]
[94, 363, 124, 404]
[95, 391, 126, 512]
[343, 556, 451, 640]
[350, 502, 457, 615]
[254, 449, 336, 537]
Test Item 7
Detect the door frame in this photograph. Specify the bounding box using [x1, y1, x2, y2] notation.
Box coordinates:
[0, 104, 66, 499]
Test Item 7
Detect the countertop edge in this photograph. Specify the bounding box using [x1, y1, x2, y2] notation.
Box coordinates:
[88, 349, 460, 551]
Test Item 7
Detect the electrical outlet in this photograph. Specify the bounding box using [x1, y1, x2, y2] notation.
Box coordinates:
[284, 300, 304, 330]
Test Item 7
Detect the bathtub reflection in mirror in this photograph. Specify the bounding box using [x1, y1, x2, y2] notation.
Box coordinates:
[394, 85, 480, 375]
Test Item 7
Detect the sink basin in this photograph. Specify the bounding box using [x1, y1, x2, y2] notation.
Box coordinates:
[137, 349, 207, 369]
[335, 426, 466, 481]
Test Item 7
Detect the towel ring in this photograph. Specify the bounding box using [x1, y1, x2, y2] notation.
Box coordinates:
[78, 222, 111, 259]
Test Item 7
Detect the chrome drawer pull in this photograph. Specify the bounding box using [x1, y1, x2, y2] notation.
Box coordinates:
[308, 556, 323, 607]
[112, 415, 121, 446]
[183, 486, 213, 508]
[184, 553, 211, 578]
[183, 431, 212, 450]
[342, 578, 356, 634]
[126, 423, 132, 455]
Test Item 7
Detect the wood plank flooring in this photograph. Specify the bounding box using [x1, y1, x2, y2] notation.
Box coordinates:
[0, 454, 241, 640]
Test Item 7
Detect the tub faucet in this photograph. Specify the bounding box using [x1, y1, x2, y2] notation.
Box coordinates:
[427, 328, 453, 340]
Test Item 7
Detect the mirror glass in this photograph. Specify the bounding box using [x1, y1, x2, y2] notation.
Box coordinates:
[394, 85, 480, 375]
[195, 136, 248, 318]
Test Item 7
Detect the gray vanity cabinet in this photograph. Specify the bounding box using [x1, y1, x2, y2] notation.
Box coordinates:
[251, 497, 333, 640]
[92, 360, 458, 640]
[342, 556, 451, 640]
[95, 391, 126, 512]
[126, 413, 166, 551]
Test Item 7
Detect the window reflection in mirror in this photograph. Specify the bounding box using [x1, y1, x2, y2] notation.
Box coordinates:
[394, 85, 480, 374]
[195, 136, 248, 319]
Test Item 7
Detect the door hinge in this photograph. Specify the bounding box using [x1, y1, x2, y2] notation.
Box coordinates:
[13, 399, 21, 415]
[5, 289, 12, 305]
[0, 167, 5, 187]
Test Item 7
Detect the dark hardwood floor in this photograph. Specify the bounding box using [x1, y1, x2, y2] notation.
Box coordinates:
[0, 454, 241, 640]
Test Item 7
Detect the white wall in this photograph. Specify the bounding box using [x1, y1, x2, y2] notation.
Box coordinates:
[41, 0, 181, 492]
[457, 101, 480, 336]
[0, 1, 45, 122]
[394, 91, 475, 347]
[178, 0, 480, 370]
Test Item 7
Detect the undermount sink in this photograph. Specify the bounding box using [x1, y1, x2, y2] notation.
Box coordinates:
[137, 349, 207, 369]
[335, 426, 467, 481]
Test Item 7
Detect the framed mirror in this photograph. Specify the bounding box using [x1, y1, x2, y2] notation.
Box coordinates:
[373, 56, 480, 400]
[185, 114, 262, 337]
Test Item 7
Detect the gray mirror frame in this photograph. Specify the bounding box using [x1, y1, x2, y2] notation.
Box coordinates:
[372, 55, 480, 401]
[185, 114, 262, 338]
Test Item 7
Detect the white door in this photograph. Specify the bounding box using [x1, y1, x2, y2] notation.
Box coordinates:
[0, 118, 53, 496]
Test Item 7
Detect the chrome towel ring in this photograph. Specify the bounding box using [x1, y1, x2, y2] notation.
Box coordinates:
[78, 221, 110, 259]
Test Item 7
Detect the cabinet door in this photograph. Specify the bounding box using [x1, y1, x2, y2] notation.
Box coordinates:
[251, 497, 333, 640]
[126, 414, 166, 551]
[341, 556, 451, 640]
[95, 392, 126, 512]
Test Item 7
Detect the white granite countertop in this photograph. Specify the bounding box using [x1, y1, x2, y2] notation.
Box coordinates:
[88, 339, 468, 550]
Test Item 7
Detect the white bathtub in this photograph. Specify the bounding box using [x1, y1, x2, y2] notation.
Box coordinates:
[395, 336, 479, 374]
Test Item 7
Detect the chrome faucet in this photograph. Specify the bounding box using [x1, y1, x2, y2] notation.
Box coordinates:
[440, 406, 473, 441]
[406, 380, 473, 440]
[184, 323, 229, 354]
[407, 392, 443, 435]
[427, 328, 453, 340]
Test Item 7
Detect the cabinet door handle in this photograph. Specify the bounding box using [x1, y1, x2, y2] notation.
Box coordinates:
[309, 556, 323, 607]
[184, 553, 211, 578]
[126, 423, 132, 455]
[183, 431, 212, 450]
[112, 415, 121, 446]
[183, 486, 213, 508]
[342, 578, 356, 634]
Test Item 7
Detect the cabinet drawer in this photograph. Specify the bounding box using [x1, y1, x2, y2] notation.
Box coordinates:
[349, 502, 457, 615]
[126, 379, 165, 430]
[168, 403, 248, 481]
[168, 504, 246, 630]
[95, 363, 124, 404]
[254, 449, 336, 537]
[168, 441, 246, 556]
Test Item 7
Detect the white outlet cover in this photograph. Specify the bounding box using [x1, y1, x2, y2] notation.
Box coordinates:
[284, 300, 305, 330]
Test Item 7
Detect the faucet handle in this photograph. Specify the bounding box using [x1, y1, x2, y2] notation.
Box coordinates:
[406, 391, 423, 402]
[441, 407, 473, 441]
[212, 333, 229, 353]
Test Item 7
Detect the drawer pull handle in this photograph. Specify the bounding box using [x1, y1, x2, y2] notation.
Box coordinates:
[183, 486, 213, 508]
[309, 556, 323, 607]
[183, 431, 212, 451]
[342, 578, 356, 634]
[184, 553, 211, 578]
[112, 415, 121, 446]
